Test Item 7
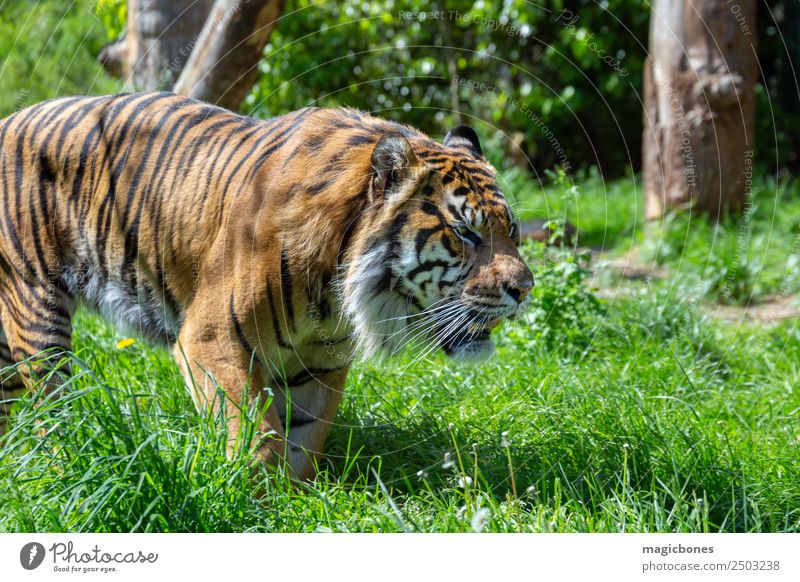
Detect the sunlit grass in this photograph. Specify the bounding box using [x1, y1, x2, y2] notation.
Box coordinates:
[1, 275, 798, 532]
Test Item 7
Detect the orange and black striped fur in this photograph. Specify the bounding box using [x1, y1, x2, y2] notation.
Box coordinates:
[0, 93, 533, 480]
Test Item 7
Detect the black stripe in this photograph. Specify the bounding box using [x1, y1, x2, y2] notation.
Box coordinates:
[96, 94, 176, 278]
[230, 113, 306, 186]
[18, 332, 71, 353]
[417, 154, 452, 164]
[104, 93, 174, 167]
[282, 365, 347, 387]
[266, 281, 291, 349]
[288, 415, 317, 429]
[306, 180, 331, 196]
[0, 384, 26, 396]
[156, 116, 243, 263]
[407, 259, 454, 282]
[305, 134, 326, 154]
[229, 293, 266, 371]
[347, 134, 375, 147]
[206, 123, 264, 196]
[421, 199, 445, 218]
[337, 217, 359, 265]
[279, 248, 295, 332]
[5, 109, 53, 278]
[465, 166, 494, 180]
[120, 99, 189, 226]
[320, 149, 348, 175]
[144, 110, 214, 302]
[372, 267, 392, 295]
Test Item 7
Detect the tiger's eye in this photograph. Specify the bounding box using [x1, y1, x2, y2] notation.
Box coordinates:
[454, 225, 481, 247]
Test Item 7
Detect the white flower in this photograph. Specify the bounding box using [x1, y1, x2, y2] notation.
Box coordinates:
[442, 452, 455, 470]
[471, 507, 491, 532]
[458, 476, 473, 488]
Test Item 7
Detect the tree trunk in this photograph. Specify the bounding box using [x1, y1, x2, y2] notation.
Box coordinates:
[173, 0, 285, 111]
[99, 0, 283, 112]
[107, 0, 214, 91]
[642, 0, 757, 220]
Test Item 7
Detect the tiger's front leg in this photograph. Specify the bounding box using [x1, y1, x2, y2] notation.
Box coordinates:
[174, 297, 290, 474]
[276, 368, 348, 482]
[175, 295, 347, 481]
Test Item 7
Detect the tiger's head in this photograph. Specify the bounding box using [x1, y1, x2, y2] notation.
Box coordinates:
[342, 125, 533, 361]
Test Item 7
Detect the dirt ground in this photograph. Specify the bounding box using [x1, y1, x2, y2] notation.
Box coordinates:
[591, 249, 800, 326]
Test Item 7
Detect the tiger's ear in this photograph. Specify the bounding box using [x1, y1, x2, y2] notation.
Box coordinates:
[443, 125, 483, 157]
[371, 133, 419, 202]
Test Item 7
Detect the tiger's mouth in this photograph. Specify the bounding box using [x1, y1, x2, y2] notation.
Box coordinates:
[438, 317, 501, 361]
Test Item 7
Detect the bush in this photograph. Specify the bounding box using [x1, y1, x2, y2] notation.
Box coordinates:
[0, 0, 121, 117]
[514, 233, 602, 351]
[248, 0, 649, 176]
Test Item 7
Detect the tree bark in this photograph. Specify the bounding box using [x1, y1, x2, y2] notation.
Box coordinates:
[99, 0, 283, 112]
[173, 0, 285, 111]
[114, 0, 214, 90]
[642, 0, 757, 219]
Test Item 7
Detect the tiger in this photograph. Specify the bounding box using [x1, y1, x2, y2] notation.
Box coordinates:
[0, 92, 533, 481]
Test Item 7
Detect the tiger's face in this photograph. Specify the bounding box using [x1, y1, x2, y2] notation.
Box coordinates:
[343, 125, 533, 361]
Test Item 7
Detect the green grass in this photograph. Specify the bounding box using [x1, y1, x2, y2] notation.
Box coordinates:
[501, 166, 642, 249]
[1, 176, 798, 531]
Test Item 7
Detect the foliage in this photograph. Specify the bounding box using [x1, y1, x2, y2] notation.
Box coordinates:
[518, 238, 601, 350]
[248, 0, 649, 176]
[754, 1, 800, 175]
[0, 0, 121, 117]
[507, 164, 800, 306]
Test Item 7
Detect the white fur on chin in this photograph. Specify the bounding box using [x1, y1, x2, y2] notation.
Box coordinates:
[448, 339, 495, 363]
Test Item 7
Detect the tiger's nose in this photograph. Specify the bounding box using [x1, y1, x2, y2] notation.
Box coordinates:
[503, 280, 534, 303]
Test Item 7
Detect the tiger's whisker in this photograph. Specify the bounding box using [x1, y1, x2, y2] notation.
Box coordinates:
[388, 302, 467, 355]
